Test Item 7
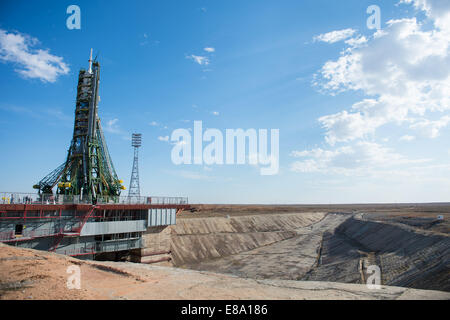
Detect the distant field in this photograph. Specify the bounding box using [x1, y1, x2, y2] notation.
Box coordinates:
[179, 203, 450, 219]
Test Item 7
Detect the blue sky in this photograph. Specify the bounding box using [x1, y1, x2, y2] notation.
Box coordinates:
[0, 0, 449, 204]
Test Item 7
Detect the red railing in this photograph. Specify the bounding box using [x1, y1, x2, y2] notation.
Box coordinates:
[71, 206, 98, 234]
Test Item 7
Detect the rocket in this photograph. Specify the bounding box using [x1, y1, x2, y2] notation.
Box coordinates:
[88, 48, 93, 74]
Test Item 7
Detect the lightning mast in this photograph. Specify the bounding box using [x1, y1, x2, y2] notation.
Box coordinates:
[128, 133, 142, 201]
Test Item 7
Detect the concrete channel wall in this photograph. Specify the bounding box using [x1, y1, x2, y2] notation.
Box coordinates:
[333, 217, 450, 291]
[169, 212, 326, 266]
[160, 213, 449, 292]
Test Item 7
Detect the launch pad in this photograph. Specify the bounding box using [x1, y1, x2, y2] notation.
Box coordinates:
[0, 51, 189, 262]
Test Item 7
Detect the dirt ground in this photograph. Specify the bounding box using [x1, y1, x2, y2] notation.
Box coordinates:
[1, 241, 449, 300]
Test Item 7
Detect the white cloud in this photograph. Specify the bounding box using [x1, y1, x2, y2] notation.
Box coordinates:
[401, 0, 450, 31]
[290, 141, 429, 175]
[409, 115, 450, 138]
[204, 47, 215, 53]
[187, 54, 210, 66]
[345, 36, 368, 48]
[313, 3, 450, 145]
[104, 118, 121, 134]
[0, 29, 69, 82]
[99, 118, 129, 141]
[313, 28, 357, 44]
[158, 136, 169, 142]
[149, 121, 158, 126]
[399, 135, 416, 141]
[211, 111, 219, 116]
[292, 1, 450, 179]
[318, 108, 381, 145]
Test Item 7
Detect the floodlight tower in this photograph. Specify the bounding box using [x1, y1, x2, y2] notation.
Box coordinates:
[128, 133, 142, 199]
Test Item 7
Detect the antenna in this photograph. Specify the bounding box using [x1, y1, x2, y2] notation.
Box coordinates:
[88, 48, 93, 74]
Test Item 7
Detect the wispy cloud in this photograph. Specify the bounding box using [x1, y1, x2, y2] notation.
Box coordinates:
[101, 118, 131, 141]
[103, 118, 121, 134]
[290, 141, 430, 176]
[313, 28, 357, 44]
[168, 170, 212, 180]
[0, 105, 40, 119]
[399, 135, 416, 141]
[0, 29, 69, 82]
[149, 121, 169, 129]
[187, 47, 215, 69]
[410, 116, 450, 138]
[139, 33, 149, 46]
[139, 33, 159, 47]
[158, 135, 169, 142]
[187, 54, 210, 66]
[0, 104, 71, 126]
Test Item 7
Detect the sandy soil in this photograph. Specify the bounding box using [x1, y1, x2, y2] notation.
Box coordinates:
[1, 242, 449, 300]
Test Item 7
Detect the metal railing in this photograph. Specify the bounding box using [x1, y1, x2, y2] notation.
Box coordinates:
[0, 231, 14, 241]
[95, 238, 142, 253]
[58, 246, 96, 256]
[57, 238, 142, 256]
[23, 228, 60, 238]
[0, 228, 63, 242]
[97, 195, 189, 205]
[0, 192, 188, 206]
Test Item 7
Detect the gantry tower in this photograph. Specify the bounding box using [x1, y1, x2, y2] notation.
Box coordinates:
[33, 49, 125, 201]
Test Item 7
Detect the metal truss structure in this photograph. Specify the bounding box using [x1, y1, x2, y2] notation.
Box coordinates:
[128, 133, 142, 200]
[34, 50, 125, 201]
